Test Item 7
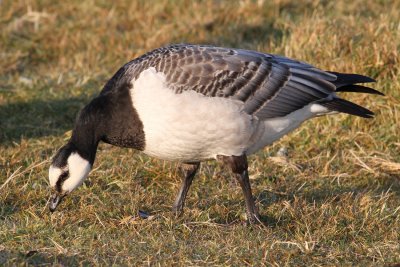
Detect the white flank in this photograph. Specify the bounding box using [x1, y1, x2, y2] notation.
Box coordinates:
[62, 153, 91, 192]
[246, 103, 330, 154]
[131, 67, 259, 161]
[131, 67, 332, 161]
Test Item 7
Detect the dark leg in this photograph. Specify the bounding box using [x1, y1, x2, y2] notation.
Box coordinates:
[172, 162, 200, 216]
[218, 154, 261, 224]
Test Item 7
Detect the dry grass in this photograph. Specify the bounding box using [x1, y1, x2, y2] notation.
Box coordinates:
[1, 0, 399, 265]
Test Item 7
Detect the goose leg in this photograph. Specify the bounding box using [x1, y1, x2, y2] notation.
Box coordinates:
[172, 162, 200, 216]
[218, 154, 261, 224]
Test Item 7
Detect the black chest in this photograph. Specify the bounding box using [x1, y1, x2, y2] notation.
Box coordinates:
[99, 84, 145, 150]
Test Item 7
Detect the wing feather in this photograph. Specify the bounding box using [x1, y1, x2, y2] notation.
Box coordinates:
[101, 44, 376, 120]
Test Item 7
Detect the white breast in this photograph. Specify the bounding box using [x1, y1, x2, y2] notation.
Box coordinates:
[130, 68, 330, 161]
[130, 68, 259, 161]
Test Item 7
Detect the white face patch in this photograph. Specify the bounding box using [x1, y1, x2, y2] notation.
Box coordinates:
[49, 153, 91, 193]
[62, 153, 91, 193]
[49, 165, 63, 187]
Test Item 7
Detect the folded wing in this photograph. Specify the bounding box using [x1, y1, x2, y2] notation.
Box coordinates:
[102, 44, 378, 119]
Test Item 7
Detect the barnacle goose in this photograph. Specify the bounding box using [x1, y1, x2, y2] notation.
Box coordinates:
[48, 44, 382, 224]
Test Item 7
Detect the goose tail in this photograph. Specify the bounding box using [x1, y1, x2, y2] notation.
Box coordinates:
[319, 72, 382, 118]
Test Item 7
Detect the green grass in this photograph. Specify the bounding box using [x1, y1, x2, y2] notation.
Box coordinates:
[1, 0, 399, 265]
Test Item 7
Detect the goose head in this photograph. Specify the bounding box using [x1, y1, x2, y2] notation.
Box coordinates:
[48, 142, 92, 212]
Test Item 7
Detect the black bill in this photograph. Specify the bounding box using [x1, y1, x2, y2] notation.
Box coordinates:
[49, 193, 65, 212]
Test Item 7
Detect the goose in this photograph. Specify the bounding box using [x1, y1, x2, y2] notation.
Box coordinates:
[48, 44, 382, 224]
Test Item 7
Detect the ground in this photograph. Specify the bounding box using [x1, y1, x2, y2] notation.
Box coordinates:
[0, 0, 399, 265]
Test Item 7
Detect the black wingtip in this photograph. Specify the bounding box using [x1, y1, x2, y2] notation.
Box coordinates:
[328, 71, 377, 84]
[336, 85, 385, 96]
[327, 71, 383, 96]
[321, 98, 375, 118]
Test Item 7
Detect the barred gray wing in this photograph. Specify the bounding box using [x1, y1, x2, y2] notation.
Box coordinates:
[101, 44, 338, 119]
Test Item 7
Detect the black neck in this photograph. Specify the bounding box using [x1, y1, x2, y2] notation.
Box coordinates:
[70, 95, 107, 165]
[98, 85, 145, 150]
[70, 86, 145, 165]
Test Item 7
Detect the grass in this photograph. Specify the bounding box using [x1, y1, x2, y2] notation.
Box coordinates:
[1, 0, 399, 265]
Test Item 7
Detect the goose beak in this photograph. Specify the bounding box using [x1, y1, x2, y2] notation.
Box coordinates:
[49, 193, 65, 212]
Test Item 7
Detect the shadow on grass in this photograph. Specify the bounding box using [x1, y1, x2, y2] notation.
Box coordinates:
[255, 175, 400, 226]
[0, 249, 88, 266]
[202, 21, 287, 50]
[0, 97, 89, 145]
[259, 174, 400, 204]
[203, 174, 400, 226]
[0, 19, 286, 145]
[193, 0, 324, 50]
[0, 199, 19, 219]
